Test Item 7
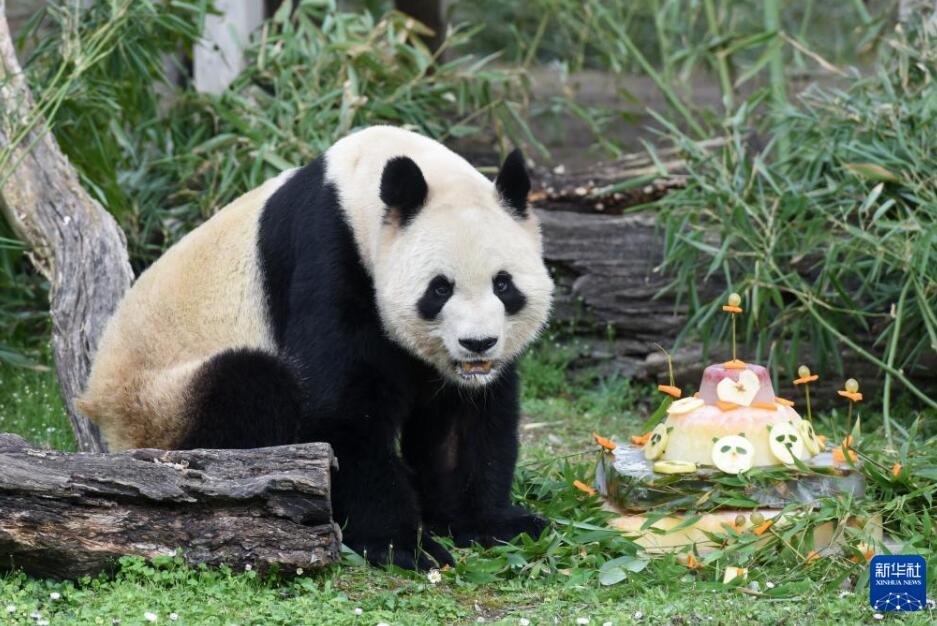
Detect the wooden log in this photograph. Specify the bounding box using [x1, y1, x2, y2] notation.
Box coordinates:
[0, 435, 341, 579]
[531, 146, 717, 374]
[0, 2, 133, 453]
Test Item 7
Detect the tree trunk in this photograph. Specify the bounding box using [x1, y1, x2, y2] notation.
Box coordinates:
[0, 433, 341, 579]
[0, 2, 132, 452]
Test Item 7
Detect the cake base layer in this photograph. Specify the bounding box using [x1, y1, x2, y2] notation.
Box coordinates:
[596, 445, 864, 512]
[605, 506, 882, 554]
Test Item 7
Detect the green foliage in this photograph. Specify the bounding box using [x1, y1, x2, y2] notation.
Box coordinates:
[654, 21, 937, 418]
[455, 0, 890, 71]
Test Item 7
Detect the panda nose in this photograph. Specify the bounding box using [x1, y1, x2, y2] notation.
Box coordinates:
[459, 337, 498, 354]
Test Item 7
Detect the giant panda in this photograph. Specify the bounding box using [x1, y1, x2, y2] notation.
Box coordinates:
[77, 126, 554, 570]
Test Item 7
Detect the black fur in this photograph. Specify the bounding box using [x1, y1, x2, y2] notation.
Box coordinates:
[380, 156, 428, 226]
[495, 149, 531, 218]
[178, 348, 304, 449]
[416, 275, 453, 320]
[493, 270, 527, 315]
[177, 156, 546, 570]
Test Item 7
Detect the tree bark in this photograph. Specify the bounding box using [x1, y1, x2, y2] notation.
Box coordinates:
[0, 2, 132, 452]
[0, 434, 341, 579]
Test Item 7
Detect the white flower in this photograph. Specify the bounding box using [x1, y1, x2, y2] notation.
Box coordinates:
[603, 622, 614, 626]
[30, 612, 41, 619]
[5, 605, 15, 614]
[50, 592, 61, 601]
[37, 620, 49, 626]
[144, 612, 158, 622]
[634, 610, 644, 620]
[872, 614, 884, 620]
[296, 568, 304, 576]
[519, 619, 530, 626]
[244, 564, 252, 572]
[765, 581, 775, 589]
[576, 619, 589, 625]
[353, 608, 363, 616]
[377, 623, 390, 626]
[169, 614, 179, 621]
[839, 591, 853, 598]
[427, 569, 442, 584]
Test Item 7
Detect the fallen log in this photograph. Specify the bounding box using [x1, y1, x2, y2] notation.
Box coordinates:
[0, 434, 340, 579]
[531, 146, 716, 381]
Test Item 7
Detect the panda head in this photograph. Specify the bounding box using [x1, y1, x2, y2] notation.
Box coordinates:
[373, 149, 553, 386]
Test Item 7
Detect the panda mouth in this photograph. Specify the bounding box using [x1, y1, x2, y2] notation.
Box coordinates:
[455, 360, 495, 378]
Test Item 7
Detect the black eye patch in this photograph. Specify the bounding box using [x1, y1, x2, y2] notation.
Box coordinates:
[417, 275, 453, 320]
[493, 271, 526, 315]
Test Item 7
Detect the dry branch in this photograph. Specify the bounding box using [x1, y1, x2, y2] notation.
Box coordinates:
[0, 2, 133, 452]
[0, 434, 341, 579]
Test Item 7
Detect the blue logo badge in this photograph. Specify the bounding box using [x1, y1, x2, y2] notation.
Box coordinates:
[870, 555, 926, 612]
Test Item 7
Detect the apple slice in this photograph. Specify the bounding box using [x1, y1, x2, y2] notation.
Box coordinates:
[716, 369, 761, 406]
[653, 460, 697, 474]
[711, 435, 754, 474]
[644, 424, 670, 460]
[667, 397, 704, 416]
[768, 422, 805, 464]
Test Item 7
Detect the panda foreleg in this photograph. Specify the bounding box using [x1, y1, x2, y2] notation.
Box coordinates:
[410, 370, 549, 547]
[176, 348, 305, 449]
[325, 417, 455, 571]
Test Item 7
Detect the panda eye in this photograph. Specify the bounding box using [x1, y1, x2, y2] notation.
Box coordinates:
[430, 275, 453, 298]
[493, 272, 511, 294]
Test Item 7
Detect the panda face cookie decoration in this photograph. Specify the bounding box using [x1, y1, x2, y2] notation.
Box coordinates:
[711, 435, 754, 474]
[768, 423, 805, 464]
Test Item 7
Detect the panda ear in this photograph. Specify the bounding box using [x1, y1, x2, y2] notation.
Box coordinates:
[495, 148, 531, 219]
[380, 156, 428, 227]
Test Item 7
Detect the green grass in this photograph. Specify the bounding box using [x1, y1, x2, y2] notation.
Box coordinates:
[2, 338, 936, 624]
[0, 357, 71, 451]
[0, 560, 920, 625]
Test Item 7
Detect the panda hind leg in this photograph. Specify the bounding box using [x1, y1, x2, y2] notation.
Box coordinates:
[176, 348, 304, 450]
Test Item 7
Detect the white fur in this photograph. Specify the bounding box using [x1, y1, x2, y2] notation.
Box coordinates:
[326, 126, 553, 385]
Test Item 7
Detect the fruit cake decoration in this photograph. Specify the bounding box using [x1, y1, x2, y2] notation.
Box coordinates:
[641, 292, 818, 474]
[579, 291, 874, 555]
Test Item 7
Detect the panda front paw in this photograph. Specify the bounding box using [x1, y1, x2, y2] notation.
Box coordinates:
[347, 531, 454, 571]
[432, 507, 549, 548]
